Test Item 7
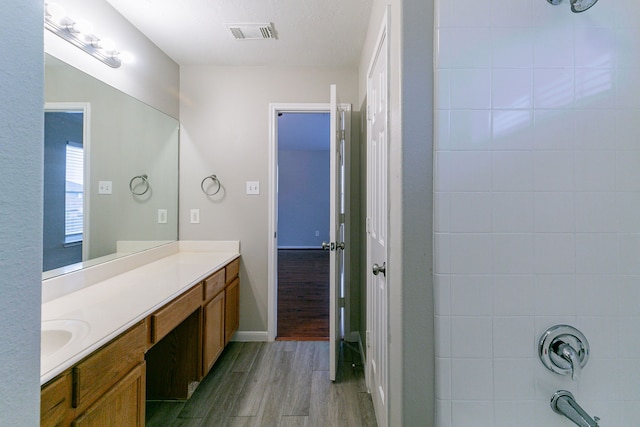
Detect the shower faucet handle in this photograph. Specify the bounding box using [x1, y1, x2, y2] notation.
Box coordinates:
[539, 325, 590, 381]
[553, 341, 582, 381]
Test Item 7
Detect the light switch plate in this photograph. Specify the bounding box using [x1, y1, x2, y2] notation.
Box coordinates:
[246, 181, 260, 195]
[157, 209, 167, 224]
[98, 181, 112, 195]
[190, 209, 200, 224]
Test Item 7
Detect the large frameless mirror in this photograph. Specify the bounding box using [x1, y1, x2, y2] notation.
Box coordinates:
[43, 54, 179, 279]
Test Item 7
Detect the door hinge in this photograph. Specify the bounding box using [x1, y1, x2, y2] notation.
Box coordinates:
[339, 213, 345, 223]
[340, 129, 346, 141]
[339, 297, 345, 308]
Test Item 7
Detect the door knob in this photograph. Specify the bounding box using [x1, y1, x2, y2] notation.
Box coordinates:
[322, 242, 333, 251]
[335, 242, 345, 250]
[372, 262, 386, 276]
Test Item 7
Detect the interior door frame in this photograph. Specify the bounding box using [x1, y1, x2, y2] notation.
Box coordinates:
[44, 102, 91, 262]
[267, 102, 351, 341]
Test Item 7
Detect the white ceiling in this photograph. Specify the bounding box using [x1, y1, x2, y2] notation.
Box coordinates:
[105, 0, 374, 67]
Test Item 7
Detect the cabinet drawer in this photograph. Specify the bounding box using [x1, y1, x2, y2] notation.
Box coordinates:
[203, 269, 225, 302]
[226, 258, 240, 283]
[41, 373, 70, 427]
[151, 285, 201, 343]
[72, 362, 145, 427]
[73, 322, 145, 411]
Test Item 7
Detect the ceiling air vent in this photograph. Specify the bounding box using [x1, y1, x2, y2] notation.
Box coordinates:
[225, 23, 276, 40]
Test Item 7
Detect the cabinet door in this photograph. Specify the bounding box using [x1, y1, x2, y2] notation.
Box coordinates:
[73, 362, 145, 427]
[225, 277, 240, 345]
[202, 291, 225, 376]
[41, 373, 70, 427]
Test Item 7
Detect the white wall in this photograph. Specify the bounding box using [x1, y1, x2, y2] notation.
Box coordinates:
[434, 0, 640, 425]
[179, 65, 358, 334]
[44, 0, 180, 118]
[278, 150, 331, 248]
[0, 1, 44, 424]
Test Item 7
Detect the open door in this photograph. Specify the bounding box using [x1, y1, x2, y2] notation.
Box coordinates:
[328, 84, 347, 381]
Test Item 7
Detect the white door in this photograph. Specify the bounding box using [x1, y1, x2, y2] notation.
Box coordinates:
[366, 10, 389, 426]
[328, 84, 347, 382]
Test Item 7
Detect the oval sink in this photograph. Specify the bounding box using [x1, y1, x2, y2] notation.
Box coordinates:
[41, 319, 90, 358]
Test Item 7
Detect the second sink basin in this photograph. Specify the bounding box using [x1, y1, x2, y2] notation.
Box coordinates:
[42, 319, 90, 358]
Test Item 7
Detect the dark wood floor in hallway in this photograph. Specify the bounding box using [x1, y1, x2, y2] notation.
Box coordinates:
[277, 249, 329, 340]
[146, 340, 377, 426]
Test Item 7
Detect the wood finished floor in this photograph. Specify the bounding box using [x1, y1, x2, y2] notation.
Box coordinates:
[146, 341, 377, 427]
[277, 250, 329, 340]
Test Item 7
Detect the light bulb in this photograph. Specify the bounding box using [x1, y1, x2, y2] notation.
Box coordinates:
[118, 51, 135, 64]
[45, 3, 67, 25]
[99, 38, 116, 52]
[72, 19, 94, 36]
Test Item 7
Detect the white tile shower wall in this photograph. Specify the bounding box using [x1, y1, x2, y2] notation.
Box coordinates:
[434, 0, 640, 425]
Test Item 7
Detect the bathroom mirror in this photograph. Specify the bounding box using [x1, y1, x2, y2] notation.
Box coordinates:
[43, 54, 179, 279]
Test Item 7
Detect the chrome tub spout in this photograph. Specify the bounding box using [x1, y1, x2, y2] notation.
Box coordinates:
[551, 391, 599, 427]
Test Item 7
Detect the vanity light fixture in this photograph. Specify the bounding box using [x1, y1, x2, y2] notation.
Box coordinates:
[546, 0, 599, 13]
[44, 3, 133, 68]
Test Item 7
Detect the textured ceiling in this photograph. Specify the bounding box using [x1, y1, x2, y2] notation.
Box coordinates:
[105, 0, 373, 67]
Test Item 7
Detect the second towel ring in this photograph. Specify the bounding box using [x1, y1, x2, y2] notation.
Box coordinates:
[129, 174, 150, 196]
[201, 174, 221, 196]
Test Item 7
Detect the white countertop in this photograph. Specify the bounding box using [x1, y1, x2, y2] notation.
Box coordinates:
[41, 241, 240, 385]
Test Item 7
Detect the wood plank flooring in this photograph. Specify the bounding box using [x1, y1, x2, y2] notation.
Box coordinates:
[277, 250, 329, 340]
[146, 341, 377, 427]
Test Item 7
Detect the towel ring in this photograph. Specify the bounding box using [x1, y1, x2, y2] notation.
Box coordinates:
[201, 174, 221, 196]
[129, 174, 150, 196]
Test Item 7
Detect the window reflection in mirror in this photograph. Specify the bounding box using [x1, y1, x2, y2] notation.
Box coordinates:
[43, 54, 179, 279]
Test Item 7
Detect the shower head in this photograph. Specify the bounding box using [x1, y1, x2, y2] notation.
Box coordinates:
[546, 0, 598, 13]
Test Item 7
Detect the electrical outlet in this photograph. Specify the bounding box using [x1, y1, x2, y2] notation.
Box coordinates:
[246, 181, 260, 195]
[190, 209, 200, 224]
[98, 180, 112, 194]
[157, 209, 167, 224]
[315, 230, 320, 237]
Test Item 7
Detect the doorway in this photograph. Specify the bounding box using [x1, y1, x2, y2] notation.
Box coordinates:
[43, 103, 90, 272]
[268, 98, 351, 382]
[276, 112, 331, 340]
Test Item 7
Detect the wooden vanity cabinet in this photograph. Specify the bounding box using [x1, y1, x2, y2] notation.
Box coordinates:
[145, 285, 202, 400]
[202, 291, 225, 375]
[225, 277, 240, 345]
[149, 284, 201, 345]
[41, 372, 71, 427]
[73, 322, 146, 411]
[202, 257, 240, 375]
[40, 321, 146, 427]
[72, 321, 146, 426]
[41, 257, 240, 426]
[72, 362, 145, 427]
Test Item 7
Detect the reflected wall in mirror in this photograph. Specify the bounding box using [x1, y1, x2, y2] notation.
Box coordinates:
[43, 54, 179, 278]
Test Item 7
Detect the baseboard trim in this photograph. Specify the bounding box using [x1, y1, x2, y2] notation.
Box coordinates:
[277, 246, 323, 250]
[231, 331, 270, 342]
